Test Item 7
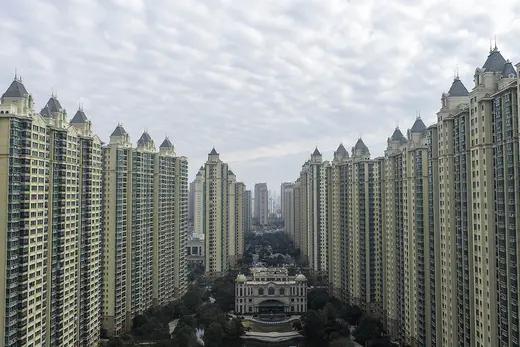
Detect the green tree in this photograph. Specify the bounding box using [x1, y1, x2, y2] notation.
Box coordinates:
[182, 284, 203, 312]
[301, 310, 326, 341]
[171, 323, 196, 347]
[204, 322, 225, 347]
[212, 275, 235, 311]
[197, 303, 226, 329]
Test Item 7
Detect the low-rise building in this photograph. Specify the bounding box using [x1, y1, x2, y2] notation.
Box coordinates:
[187, 233, 205, 267]
[235, 267, 307, 315]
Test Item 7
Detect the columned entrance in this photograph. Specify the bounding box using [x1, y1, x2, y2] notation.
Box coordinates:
[257, 299, 286, 314]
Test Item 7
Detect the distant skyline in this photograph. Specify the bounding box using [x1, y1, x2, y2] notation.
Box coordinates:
[1, 0, 518, 189]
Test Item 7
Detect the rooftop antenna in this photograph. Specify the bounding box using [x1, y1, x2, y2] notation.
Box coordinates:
[494, 35, 498, 50]
[456, 65, 459, 79]
[490, 38, 492, 53]
[14, 68, 17, 81]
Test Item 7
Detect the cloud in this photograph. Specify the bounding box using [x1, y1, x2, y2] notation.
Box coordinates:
[0, 0, 516, 189]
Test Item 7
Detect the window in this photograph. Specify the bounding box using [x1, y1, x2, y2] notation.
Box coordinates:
[258, 288, 264, 295]
[279, 288, 285, 295]
[268, 287, 275, 295]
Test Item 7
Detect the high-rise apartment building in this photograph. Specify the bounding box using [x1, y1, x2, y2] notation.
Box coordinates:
[0, 78, 103, 347]
[293, 148, 331, 275]
[280, 182, 293, 231]
[282, 184, 295, 241]
[101, 127, 187, 335]
[200, 149, 245, 276]
[254, 183, 268, 225]
[193, 166, 205, 235]
[327, 141, 383, 312]
[243, 190, 252, 233]
[289, 46, 520, 347]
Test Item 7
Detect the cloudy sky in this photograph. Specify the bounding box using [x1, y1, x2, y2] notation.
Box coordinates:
[1, 0, 518, 190]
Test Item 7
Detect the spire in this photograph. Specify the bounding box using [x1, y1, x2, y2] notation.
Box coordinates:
[70, 109, 88, 124]
[2, 78, 29, 98]
[312, 147, 321, 156]
[209, 147, 218, 155]
[494, 35, 497, 51]
[159, 137, 174, 149]
[111, 124, 127, 137]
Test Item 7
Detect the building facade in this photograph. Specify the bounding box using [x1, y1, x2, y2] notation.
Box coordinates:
[186, 233, 205, 267]
[235, 268, 307, 314]
[192, 166, 205, 235]
[0, 79, 103, 347]
[254, 183, 269, 225]
[101, 127, 188, 335]
[293, 148, 331, 276]
[200, 149, 245, 276]
[243, 190, 252, 233]
[287, 46, 520, 347]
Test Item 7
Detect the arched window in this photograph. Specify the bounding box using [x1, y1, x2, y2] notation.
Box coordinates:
[279, 288, 285, 296]
[268, 287, 275, 295]
[258, 288, 264, 295]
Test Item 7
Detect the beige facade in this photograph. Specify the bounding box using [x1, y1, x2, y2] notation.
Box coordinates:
[254, 183, 269, 225]
[201, 149, 246, 276]
[102, 127, 188, 335]
[292, 148, 331, 275]
[235, 267, 307, 314]
[0, 79, 102, 347]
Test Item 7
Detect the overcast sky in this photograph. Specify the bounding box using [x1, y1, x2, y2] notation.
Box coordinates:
[0, 0, 518, 190]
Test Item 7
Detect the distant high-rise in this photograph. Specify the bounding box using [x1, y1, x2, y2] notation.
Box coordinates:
[200, 149, 245, 276]
[254, 183, 268, 225]
[281, 183, 294, 236]
[193, 166, 205, 235]
[243, 190, 252, 232]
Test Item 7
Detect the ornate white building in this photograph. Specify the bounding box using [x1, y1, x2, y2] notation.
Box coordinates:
[235, 267, 307, 315]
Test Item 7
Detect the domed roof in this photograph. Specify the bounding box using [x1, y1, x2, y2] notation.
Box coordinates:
[295, 274, 307, 282]
[236, 274, 247, 282]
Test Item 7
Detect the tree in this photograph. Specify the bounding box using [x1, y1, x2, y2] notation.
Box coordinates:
[171, 322, 197, 347]
[224, 317, 245, 338]
[212, 275, 235, 311]
[324, 302, 337, 322]
[204, 322, 225, 347]
[182, 284, 203, 312]
[292, 320, 302, 331]
[197, 303, 226, 329]
[353, 316, 384, 345]
[301, 310, 326, 341]
[308, 289, 330, 311]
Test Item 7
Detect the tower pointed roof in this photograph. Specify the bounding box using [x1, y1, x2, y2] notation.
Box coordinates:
[502, 61, 517, 78]
[159, 137, 174, 149]
[312, 147, 321, 156]
[410, 117, 427, 133]
[137, 131, 152, 146]
[354, 138, 368, 151]
[2, 78, 28, 98]
[46, 96, 62, 113]
[70, 109, 88, 124]
[336, 143, 348, 155]
[111, 124, 127, 137]
[448, 77, 469, 97]
[228, 169, 235, 176]
[483, 47, 507, 72]
[209, 147, 218, 155]
[390, 127, 406, 142]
